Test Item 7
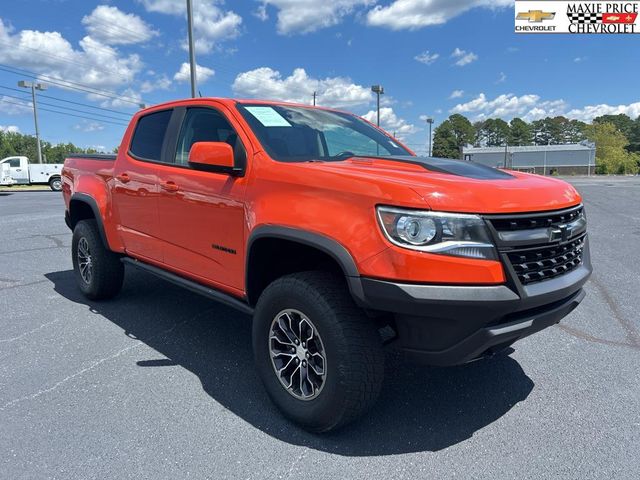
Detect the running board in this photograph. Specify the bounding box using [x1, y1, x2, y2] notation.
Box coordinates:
[121, 257, 254, 315]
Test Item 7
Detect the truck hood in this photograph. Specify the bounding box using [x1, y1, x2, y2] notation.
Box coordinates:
[308, 155, 582, 214]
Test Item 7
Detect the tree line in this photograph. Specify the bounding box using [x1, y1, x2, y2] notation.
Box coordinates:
[433, 113, 640, 174]
[0, 130, 109, 164]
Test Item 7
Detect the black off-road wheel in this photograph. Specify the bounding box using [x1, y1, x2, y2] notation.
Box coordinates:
[253, 271, 385, 432]
[72, 220, 124, 300]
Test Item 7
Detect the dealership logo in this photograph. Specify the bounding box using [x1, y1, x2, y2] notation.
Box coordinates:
[515, 1, 640, 34]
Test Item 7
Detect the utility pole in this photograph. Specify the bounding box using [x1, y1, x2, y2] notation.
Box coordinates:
[18, 80, 46, 164]
[425, 117, 434, 156]
[312, 91, 317, 106]
[186, 0, 198, 98]
[371, 85, 384, 127]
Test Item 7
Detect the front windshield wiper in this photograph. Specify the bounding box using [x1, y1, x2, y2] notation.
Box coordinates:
[329, 151, 356, 161]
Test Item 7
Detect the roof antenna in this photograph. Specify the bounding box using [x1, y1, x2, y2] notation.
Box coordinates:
[198, 90, 203, 97]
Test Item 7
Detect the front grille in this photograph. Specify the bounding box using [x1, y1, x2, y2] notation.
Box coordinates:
[507, 234, 586, 285]
[485, 205, 586, 286]
[490, 205, 584, 231]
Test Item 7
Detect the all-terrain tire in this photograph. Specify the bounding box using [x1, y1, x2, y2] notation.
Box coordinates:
[253, 271, 384, 432]
[72, 219, 124, 300]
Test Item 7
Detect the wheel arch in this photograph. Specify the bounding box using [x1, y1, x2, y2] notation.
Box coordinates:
[246, 226, 365, 307]
[67, 193, 111, 250]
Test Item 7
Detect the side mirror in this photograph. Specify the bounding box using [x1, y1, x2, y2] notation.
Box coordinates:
[188, 142, 237, 173]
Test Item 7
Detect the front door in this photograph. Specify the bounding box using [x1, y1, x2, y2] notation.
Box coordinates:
[5, 158, 29, 184]
[155, 106, 248, 295]
[112, 109, 173, 262]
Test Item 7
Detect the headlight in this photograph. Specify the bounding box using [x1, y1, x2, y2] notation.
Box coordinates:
[376, 206, 497, 260]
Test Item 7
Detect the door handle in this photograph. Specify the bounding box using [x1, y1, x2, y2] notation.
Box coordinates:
[161, 181, 179, 192]
[116, 173, 131, 184]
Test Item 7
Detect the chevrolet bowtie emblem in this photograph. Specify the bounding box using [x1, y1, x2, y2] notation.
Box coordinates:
[517, 10, 556, 22]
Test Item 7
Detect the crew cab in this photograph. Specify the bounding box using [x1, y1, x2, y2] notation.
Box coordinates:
[0, 156, 63, 191]
[62, 98, 592, 432]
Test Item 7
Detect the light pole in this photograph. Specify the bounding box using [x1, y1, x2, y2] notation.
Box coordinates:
[186, 0, 197, 98]
[18, 80, 47, 164]
[371, 85, 384, 127]
[425, 117, 434, 156]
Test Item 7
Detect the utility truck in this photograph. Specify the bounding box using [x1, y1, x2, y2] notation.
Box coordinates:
[0, 156, 63, 191]
[62, 98, 591, 432]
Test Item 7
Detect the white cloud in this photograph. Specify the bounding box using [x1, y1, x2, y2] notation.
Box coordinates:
[254, 4, 269, 21]
[74, 121, 105, 132]
[258, 0, 372, 34]
[566, 102, 640, 122]
[0, 18, 143, 98]
[0, 95, 32, 115]
[451, 93, 566, 121]
[414, 50, 439, 65]
[496, 72, 507, 83]
[449, 92, 640, 123]
[367, 0, 512, 30]
[140, 75, 172, 93]
[362, 107, 419, 138]
[232, 67, 372, 108]
[451, 47, 478, 66]
[449, 89, 464, 99]
[174, 62, 215, 83]
[574, 56, 587, 63]
[0, 125, 20, 133]
[82, 6, 158, 45]
[138, 0, 241, 53]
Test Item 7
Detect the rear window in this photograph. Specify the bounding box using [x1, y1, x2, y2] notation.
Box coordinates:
[129, 110, 172, 161]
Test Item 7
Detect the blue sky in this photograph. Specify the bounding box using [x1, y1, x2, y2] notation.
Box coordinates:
[0, 0, 638, 154]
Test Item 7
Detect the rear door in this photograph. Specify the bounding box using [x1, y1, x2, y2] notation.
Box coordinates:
[154, 104, 249, 294]
[112, 109, 173, 262]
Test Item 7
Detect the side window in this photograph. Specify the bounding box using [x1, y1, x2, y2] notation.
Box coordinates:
[175, 108, 237, 165]
[129, 110, 172, 162]
[8, 158, 21, 168]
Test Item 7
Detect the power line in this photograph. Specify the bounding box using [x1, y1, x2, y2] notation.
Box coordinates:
[0, 64, 144, 106]
[0, 98, 128, 126]
[0, 85, 131, 117]
[0, 92, 131, 123]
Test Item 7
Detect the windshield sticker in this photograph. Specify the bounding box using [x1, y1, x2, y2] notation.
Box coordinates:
[245, 106, 292, 127]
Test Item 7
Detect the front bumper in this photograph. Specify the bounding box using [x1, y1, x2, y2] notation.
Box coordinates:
[353, 237, 592, 366]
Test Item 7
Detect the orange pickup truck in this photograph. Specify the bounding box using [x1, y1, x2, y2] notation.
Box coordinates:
[62, 98, 591, 432]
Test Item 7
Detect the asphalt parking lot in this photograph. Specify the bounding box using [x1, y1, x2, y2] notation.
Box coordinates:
[1, 176, 639, 480]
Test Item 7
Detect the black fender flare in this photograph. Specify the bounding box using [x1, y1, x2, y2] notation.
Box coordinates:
[68, 193, 111, 250]
[246, 226, 366, 306]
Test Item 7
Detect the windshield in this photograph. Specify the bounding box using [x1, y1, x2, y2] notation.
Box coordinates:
[236, 103, 412, 162]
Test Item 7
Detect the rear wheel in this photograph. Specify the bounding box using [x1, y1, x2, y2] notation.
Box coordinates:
[49, 177, 62, 191]
[253, 271, 385, 432]
[72, 220, 124, 300]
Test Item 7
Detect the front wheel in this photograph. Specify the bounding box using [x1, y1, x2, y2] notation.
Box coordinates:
[49, 177, 62, 191]
[253, 271, 384, 432]
[72, 220, 124, 300]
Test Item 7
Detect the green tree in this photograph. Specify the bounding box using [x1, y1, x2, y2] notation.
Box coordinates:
[433, 114, 475, 159]
[531, 116, 586, 145]
[0, 130, 97, 163]
[476, 118, 510, 146]
[584, 122, 639, 174]
[593, 114, 634, 138]
[508, 118, 533, 146]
